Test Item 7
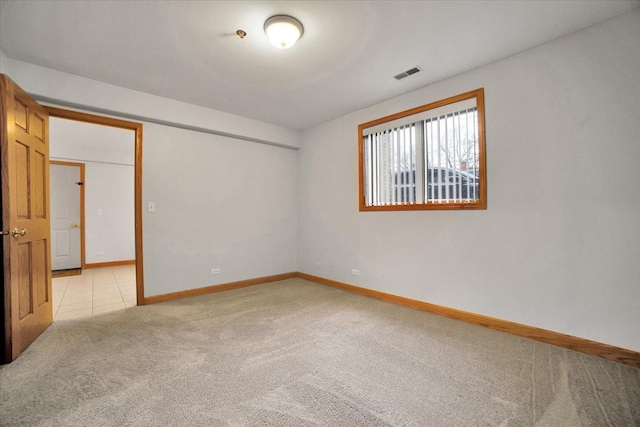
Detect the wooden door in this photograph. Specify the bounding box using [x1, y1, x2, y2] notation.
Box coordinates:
[50, 162, 83, 271]
[1, 74, 52, 363]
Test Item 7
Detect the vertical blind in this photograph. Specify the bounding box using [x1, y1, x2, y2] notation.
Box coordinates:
[363, 100, 479, 207]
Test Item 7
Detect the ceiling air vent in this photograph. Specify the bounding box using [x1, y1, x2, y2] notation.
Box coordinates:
[394, 66, 422, 80]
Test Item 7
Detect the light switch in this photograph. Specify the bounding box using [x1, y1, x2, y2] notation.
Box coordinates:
[97, 208, 102, 216]
[148, 202, 156, 213]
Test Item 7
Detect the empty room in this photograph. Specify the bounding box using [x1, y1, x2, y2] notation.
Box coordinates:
[1, 1, 639, 426]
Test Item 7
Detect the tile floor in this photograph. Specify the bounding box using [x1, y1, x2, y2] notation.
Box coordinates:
[52, 266, 137, 321]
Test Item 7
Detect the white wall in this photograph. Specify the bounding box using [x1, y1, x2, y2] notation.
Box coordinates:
[49, 118, 134, 165]
[143, 123, 297, 296]
[298, 10, 640, 352]
[83, 163, 135, 263]
[0, 48, 8, 73]
[50, 118, 135, 264]
[48, 116, 298, 294]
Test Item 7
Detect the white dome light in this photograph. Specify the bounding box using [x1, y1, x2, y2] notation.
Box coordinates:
[264, 15, 304, 49]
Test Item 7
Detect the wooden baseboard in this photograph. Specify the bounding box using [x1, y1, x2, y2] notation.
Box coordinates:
[51, 268, 82, 278]
[296, 272, 640, 369]
[84, 260, 136, 269]
[144, 272, 298, 305]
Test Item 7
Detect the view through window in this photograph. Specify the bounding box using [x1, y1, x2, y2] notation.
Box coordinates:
[358, 88, 486, 211]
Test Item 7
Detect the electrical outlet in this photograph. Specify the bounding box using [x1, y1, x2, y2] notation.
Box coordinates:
[315, 262, 322, 268]
[351, 269, 360, 276]
[97, 251, 104, 256]
[211, 268, 221, 275]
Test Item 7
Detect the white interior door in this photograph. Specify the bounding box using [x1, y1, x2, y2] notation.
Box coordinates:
[50, 163, 82, 270]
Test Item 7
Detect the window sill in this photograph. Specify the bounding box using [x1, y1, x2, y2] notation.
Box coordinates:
[359, 200, 487, 211]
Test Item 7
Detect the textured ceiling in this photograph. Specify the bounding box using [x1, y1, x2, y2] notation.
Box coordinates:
[1, 1, 638, 130]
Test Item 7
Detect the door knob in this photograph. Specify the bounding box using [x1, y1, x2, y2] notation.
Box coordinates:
[11, 228, 27, 237]
[72, 223, 80, 228]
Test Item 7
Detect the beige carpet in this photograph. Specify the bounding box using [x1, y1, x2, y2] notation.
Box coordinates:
[1, 278, 638, 426]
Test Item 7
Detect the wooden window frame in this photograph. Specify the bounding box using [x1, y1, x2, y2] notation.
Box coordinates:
[358, 88, 487, 211]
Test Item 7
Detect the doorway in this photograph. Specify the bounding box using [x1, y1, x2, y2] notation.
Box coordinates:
[44, 107, 145, 320]
[49, 122, 135, 320]
[2, 75, 146, 361]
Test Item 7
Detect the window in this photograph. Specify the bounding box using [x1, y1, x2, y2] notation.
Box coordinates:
[358, 88, 486, 211]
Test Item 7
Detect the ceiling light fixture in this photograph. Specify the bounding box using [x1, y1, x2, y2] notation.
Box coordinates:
[264, 15, 304, 49]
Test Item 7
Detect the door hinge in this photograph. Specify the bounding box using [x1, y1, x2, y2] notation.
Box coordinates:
[76, 182, 84, 186]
